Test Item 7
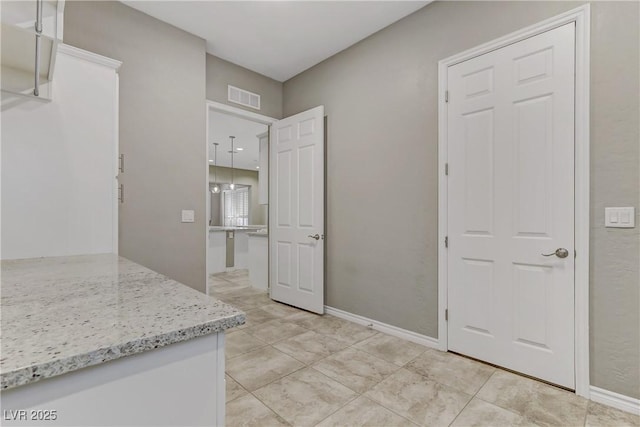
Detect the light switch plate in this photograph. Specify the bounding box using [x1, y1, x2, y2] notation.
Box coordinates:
[181, 210, 195, 223]
[605, 207, 635, 228]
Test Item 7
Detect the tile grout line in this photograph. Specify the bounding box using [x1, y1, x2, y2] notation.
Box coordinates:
[310, 392, 362, 427]
[446, 395, 474, 427]
[354, 393, 422, 427]
[471, 369, 590, 425]
[312, 361, 403, 396]
[247, 363, 326, 425]
[361, 386, 425, 426]
[238, 344, 308, 390]
[225, 342, 270, 361]
[245, 389, 294, 427]
[224, 376, 251, 405]
[452, 369, 530, 422]
[445, 355, 496, 427]
[472, 369, 495, 398]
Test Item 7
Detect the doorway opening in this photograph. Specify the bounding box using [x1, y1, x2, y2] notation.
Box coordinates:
[205, 101, 276, 295]
[205, 101, 327, 314]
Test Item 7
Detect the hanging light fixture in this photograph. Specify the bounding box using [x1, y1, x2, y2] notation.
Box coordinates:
[229, 136, 236, 190]
[211, 143, 220, 194]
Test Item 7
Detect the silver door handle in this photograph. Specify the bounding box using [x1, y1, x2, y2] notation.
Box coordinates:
[542, 248, 569, 258]
[308, 234, 320, 241]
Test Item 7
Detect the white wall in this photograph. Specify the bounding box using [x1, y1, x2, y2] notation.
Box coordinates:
[1, 46, 119, 259]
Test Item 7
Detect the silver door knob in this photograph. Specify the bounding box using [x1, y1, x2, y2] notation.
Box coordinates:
[308, 234, 320, 240]
[542, 248, 569, 258]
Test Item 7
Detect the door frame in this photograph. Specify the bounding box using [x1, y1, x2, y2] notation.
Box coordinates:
[437, 5, 591, 397]
[204, 100, 277, 294]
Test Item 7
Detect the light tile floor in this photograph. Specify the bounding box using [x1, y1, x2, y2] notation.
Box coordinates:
[209, 271, 639, 427]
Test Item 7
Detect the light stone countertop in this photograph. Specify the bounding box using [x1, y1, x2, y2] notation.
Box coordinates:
[0, 254, 245, 390]
[209, 225, 266, 232]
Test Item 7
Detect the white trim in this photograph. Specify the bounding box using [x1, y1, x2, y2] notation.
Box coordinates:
[437, 4, 590, 397]
[112, 73, 119, 254]
[205, 102, 212, 295]
[57, 44, 122, 70]
[325, 306, 440, 349]
[590, 386, 640, 416]
[206, 100, 278, 125]
[572, 4, 591, 399]
[48, 40, 59, 81]
[437, 51, 449, 352]
[56, 0, 66, 41]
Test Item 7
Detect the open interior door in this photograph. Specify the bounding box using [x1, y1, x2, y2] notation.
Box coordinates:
[269, 106, 324, 313]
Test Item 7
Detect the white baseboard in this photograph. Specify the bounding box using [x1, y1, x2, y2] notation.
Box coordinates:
[590, 386, 640, 415]
[324, 306, 440, 350]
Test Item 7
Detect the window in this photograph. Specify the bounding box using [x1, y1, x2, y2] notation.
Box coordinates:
[222, 187, 249, 226]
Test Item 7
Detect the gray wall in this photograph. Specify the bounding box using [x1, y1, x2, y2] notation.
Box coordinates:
[209, 166, 266, 225]
[283, 1, 639, 398]
[64, 2, 208, 293]
[207, 54, 283, 119]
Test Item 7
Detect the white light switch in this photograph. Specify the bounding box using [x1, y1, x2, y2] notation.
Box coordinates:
[181, 210, 195, 223]
[605, 207, 635, 228]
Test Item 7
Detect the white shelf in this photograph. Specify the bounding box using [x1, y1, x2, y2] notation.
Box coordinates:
[0, 0, 64, 101]
[0, 0, 64, 40]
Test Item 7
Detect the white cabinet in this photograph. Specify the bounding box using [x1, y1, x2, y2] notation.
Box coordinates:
[1, 45, 121, 260]
[258, 131, 269, 205]
[1, 333, 226, 427]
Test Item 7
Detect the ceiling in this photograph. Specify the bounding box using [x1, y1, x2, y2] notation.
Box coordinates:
[121, 1, 430, 82]
[209, 110, 267, 171]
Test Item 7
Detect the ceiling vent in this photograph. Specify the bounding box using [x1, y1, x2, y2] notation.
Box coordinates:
[228, 85, 261, 110]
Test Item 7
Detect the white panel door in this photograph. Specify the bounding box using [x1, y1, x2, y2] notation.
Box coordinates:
[447, 23, 575, 388]
[269, 106, 324, 313]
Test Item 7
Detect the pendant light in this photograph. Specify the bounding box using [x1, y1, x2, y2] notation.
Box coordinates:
[229, 136, 236, 190]
[211, 143, 220, 194]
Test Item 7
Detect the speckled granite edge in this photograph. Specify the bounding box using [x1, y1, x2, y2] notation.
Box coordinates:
[1, 312, 245, 391]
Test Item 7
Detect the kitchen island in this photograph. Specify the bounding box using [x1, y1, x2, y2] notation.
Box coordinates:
[248, 231, 268, 290]
[0, 254, 244, 426]
[208, 226, 266, 276]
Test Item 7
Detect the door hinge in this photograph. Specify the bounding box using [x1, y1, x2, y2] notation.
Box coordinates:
[445, 236, 448, 248]
[118, 154, 125, 173]
[445, 308, 448, 321]
[118, 183, 124, 203]
[445, 163, 449, 176]
[445, 90, 449, 103]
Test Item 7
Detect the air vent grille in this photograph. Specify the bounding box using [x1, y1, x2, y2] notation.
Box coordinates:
[228, 85, 261, 110]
